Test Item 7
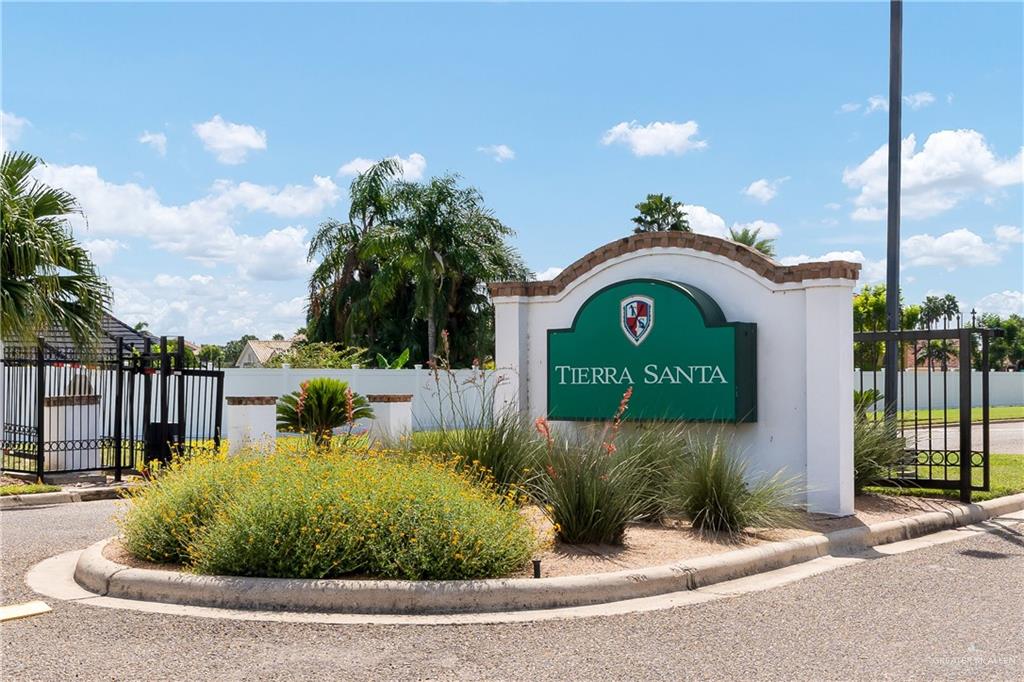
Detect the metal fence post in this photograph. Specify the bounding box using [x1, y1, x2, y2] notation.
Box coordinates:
[958, 328, 972, 504]
[35, 338, 45, 484]
[176, 335, 186, 454]
[114, 337, 124, 482]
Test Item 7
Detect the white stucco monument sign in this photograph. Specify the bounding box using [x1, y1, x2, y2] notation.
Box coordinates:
[490, 232, 860, 516]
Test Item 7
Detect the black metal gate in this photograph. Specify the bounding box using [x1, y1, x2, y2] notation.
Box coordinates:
[1, 335, 224, 482]
[854, 315, 1002, 502]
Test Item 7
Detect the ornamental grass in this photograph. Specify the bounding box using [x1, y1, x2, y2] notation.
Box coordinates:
[119, 440, 536, 580]
[667, 434, 802, 536]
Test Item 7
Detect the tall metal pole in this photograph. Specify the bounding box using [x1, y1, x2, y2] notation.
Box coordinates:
[884, 0, 903, 419]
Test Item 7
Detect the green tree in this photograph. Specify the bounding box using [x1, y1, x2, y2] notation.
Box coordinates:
[852, 286, 921, 370]
[307, 161, 527, 365]
[1, 151, 111, 349]
[133, 321, 149, 332]
[976, 313, 1024, 370]
[272, 333, 285, 340]
[916, 340, 956, 368]
[307, 159, 402, 344]
[919, 294, 961, 328]
[222, 334, 257, 366]
[198, 344, 224, 366]
[728, 225, 776, 257]
[630, 193, 690, 233]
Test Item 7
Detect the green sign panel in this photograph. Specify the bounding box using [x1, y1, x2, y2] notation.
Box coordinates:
[547, 279, 756, 422]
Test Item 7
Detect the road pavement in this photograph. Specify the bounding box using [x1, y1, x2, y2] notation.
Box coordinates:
[2, 500, 1022, 681]
[905, 420, 1023, 454]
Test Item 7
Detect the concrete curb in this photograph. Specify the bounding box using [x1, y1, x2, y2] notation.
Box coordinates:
[0, 485, 132, 509]
[74, 492, 1024, 616]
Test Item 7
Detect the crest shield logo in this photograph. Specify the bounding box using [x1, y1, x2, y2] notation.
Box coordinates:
[621, 296, 654, 345]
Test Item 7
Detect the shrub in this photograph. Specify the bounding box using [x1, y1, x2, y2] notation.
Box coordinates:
[853, 416, 906, 493]
[264, 342, 368, 369]
[120, 453, 244, 563]
[531, 436, 663, 545]
[407, 408, 542, 495]
[667, 434, 801, 536]
[120, 444, 536, 580]
[277, 378, 374, 447]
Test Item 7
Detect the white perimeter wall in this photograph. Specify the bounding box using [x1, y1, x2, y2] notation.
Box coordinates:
[855, 369, 1024, 410]
[220, 367, 507, 436]
[493, 247, 858, 516]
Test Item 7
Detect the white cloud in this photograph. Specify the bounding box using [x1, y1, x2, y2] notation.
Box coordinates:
[824, 202, 841, 211]
[743, 177, 789, 203]
[601, 120, 707, 157]
[193, 115, 267, 164]
[234, 226, 315, 281]
[207, 176, 339, 217]
[477, 144, 515, 163]
[534, 266, 563, 281]
[338, 153, 427, 181]
[1, 110, 30, 152]
[860, 92, 936, 115]
[866, 96, 888, 114]
[842, 129, 1024, 220]
[838, 102, 861, 114]
[901, 228, 1001, 269]
[975, 291, 1024, 317]
[994, 225, 1023, 244]
[731, 220, 782, 239]
[83, 239, 126, 266]
[780, 250, 886, 283]
[110, 273, 308, 343]
[32, 163, 337, 278]
[684, 204, 728, 238]
[904, 91, 936, 110]
[138, 131, 167, 156]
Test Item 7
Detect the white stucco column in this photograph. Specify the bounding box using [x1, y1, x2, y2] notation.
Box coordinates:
[492, 296, 529, 412]
[225, 396, 277, 455]
[804, 282, 856, 516]
[42, 395, 101, 470]
[366, 394, 413, 446]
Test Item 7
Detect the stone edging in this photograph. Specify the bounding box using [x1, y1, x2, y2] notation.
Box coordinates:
[0, 485, 133, 509]
[225, 396, 278, 406]
[366, 394, 414, 403]
[488, 232, 862, 298]
[73, 492, 1024, 616]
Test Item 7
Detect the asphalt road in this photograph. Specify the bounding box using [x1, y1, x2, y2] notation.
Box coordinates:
[2, 500, 1023, 681]
[906, 420, 1024, 455]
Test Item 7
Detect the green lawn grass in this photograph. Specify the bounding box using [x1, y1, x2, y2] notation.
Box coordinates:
[865, 452, 1024, 502]
[0, 483, 62, 496]
[867, 405, 1024, 424]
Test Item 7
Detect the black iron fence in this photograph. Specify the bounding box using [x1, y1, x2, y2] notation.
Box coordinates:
[854, 313, 1002, 502]
[1, 336, 224, 482]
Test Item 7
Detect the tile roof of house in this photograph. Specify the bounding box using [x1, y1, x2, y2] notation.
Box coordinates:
[3, 312, 157, 358]
[239, 339, 296, 366]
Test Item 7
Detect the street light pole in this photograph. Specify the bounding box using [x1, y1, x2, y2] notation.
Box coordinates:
[884, 0, 902, 419]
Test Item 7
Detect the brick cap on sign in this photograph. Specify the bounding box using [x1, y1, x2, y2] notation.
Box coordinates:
[366, 394, 414, 403]
[43, 395, 100, 407]
[487, 231, 862, 297]
[225, 396, 278, 406]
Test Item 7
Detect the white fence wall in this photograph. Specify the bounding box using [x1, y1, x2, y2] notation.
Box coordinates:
[220, 367, 1023, 437]
[221, 367, 511, 436]
[854, 370, 1024, 410]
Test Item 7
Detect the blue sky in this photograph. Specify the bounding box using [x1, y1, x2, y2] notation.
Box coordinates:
[3, 2, 1022, 343]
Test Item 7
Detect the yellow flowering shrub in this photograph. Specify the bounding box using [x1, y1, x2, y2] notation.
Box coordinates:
[120, 440, 536, 580]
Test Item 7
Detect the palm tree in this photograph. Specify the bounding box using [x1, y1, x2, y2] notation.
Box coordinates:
[916, 340, 957, 369]
[918, 294, 960, 329]
[306, 159, 402, 342]
[367, 174, 526, 360]
[631, 193, 690, 233]
[1, 151, 110, 349]
[728, 225, 776, 258]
